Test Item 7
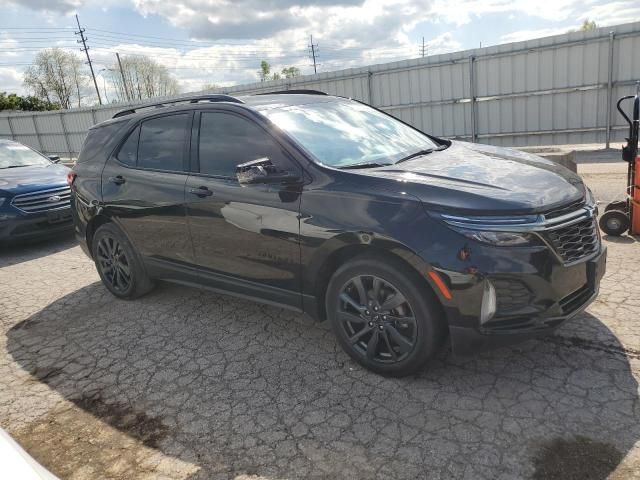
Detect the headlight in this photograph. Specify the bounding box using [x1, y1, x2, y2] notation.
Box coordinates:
[454, 229, 538, 246]
[0, 197, 6, 208]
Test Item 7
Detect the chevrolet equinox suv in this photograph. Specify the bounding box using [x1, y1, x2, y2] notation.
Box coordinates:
[70, 91, 606, 376]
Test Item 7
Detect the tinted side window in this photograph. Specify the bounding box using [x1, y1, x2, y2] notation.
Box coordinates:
[198, 112, 289, 177]
[116, 126, 139, 166]
[138, 114, 189, 171]
[77, 121, 125, 164]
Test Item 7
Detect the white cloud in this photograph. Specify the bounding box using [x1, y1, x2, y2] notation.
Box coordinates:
[0, 68, 24, 94]
[429, 0, 573, 26]
[499, 27, 571, 44]
[577, 1, 640, 26]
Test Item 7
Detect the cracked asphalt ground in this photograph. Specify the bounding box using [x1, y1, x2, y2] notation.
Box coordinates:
[1, 166, 640, 480]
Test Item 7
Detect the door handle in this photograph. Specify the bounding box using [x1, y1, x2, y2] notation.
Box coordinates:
[108, 175, 126, 185]
[189, 186, 213, 197]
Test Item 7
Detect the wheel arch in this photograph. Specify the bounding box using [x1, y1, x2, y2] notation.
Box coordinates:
[85, 214, 113, 257]
[305, 233, 446, 323]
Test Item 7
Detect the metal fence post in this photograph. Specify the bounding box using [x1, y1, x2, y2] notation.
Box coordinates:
[605, 31, 615, 149]
[32, 114, 44, 152]
[6, 116, 15, 141]
[469, 55, 477, 143]
[367, 70, 374, 106]
[90, 108, 98, 126]
[59, 113, 73, 161]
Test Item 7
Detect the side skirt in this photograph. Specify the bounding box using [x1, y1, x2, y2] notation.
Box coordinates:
[144, 256, 312, 318]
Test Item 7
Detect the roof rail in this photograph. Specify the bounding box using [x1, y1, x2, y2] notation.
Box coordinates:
[255, 89, 328, 96]
[112, 94, 243, 119]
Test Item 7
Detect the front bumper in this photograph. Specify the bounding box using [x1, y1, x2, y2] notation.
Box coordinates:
[433, 244, 607, 356]
[0, 207, 73, 244]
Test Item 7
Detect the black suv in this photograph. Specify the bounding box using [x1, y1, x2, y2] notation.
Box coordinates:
[70, 91, 606, 376]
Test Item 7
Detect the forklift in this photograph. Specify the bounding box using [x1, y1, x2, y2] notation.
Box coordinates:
[599, 84, 640, 236]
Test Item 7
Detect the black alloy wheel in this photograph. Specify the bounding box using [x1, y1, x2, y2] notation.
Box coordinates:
[327, 256, 445, 376]
[337, 275, 417, 363]
[92, 223, 154, 299]
[96, 235, 131, 294]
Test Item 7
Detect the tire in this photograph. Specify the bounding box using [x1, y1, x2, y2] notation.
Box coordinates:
[605, 201, 628, 213]
[326, 255, 446, 377]
[92, 223, 155, 299]
[599, 210, 629, 236]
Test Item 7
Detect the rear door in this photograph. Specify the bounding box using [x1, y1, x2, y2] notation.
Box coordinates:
[101, 112, 194, 267]
[184, 109, 304, 308]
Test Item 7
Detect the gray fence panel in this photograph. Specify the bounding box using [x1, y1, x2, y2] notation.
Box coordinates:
[1, 21, 639, 157]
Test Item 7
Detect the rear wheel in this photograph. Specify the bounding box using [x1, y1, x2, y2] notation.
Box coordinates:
[326, 256, 446, 376]
[599, 210, 629, 236]
[92, 223, 154, 299]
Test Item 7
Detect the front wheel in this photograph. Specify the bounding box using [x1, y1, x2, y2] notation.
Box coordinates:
[92, 223, 155, 299]
[326, 256, 446, 376]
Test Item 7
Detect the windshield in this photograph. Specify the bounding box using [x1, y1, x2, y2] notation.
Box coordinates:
[262, 100, 438, 168]
[0, 143, 50, 169]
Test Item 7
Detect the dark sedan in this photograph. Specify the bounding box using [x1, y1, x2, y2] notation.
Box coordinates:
[0, 140, 73, 245]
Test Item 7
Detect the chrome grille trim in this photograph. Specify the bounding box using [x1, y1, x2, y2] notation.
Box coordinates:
[440, 204, 596, 233]
[11, 186, 71, 213]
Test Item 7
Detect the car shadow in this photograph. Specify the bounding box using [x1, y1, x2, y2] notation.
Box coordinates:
[6, 281, 640, 479]
[0, 232, 77, 268]
[602, 234, 639, 244]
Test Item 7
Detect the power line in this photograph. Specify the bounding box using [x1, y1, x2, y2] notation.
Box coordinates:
[75, 14, 102, 105]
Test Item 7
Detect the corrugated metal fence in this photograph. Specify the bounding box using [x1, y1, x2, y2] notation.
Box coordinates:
[1, 21, 639, 158]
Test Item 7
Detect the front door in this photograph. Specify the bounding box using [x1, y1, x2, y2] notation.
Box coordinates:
[185, 110, 303, 308]
[101, 112, 194, 266]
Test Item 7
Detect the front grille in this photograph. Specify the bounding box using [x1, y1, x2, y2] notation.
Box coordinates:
[543, 199, 585, 219]
[11, 186, 71, 213]
[545, 217, 599, 263]
[493, 279, 532, 313]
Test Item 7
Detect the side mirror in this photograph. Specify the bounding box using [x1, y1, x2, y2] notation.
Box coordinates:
[236, 157, 300, 186]
[48, 155, 61, 163]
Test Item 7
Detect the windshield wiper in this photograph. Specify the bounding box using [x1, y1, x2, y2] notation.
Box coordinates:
[395, 145, 447, 164]
[1, 165, 29, 169]
[339, 161, 393, 170]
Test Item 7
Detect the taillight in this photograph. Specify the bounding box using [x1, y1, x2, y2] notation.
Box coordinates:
[67, 171, 77, 186]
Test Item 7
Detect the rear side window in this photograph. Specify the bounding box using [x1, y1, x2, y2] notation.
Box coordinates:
[137, 114, 189, 171]
[198, 112, 289, 177]
[117, 126, 139, 166]
[78, 122, 125, 164]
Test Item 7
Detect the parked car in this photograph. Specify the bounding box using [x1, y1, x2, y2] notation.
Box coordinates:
[70, 92, 606, 376]
[0, 140, 73, 245]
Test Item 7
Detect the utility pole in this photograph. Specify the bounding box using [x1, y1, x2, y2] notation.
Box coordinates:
[308, 35, 318, 74]
[115, 53, 131, 102]
[75, 14, 102, 105]
[420, 37, 427, 57]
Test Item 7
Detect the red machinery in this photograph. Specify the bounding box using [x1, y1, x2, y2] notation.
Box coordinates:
[599, 87, 640, 236]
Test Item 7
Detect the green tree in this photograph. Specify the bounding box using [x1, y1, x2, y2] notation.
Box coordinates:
[0, 92, 60, 111]
[259, 60, 271, 82]
[259, 61, 300, 81]
[580, 19, 597, 31]
[281, 66, 300, 79]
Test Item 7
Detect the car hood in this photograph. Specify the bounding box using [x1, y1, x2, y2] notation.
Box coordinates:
[0, 163, 70, 196]
[359, 141, 585, 214]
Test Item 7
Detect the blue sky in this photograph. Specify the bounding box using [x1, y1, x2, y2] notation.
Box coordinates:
[2, 0, 639, 101]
